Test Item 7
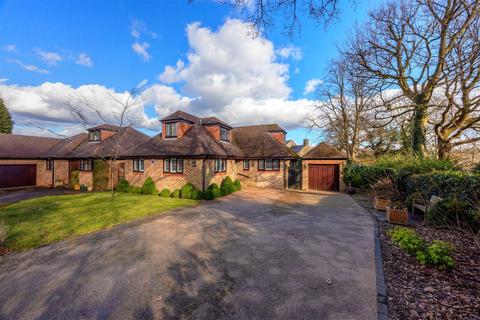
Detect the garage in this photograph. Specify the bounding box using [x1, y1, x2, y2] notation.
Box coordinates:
[0, 165, 37, 189]
[308, 164, 339, 191]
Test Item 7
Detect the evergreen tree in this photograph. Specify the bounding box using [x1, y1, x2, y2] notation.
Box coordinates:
[0, 98, 13, 134]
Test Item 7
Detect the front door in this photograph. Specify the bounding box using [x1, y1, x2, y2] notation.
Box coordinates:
[308, 164, 339, 191]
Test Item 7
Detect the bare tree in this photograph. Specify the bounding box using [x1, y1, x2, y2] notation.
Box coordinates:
[69, 88, 141, 200]
[306, 56, 375, 160]
[430, 19, 480, 159]
[347, 0, 480, 156]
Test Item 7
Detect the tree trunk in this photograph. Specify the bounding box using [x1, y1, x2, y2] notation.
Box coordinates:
[411, 104, 428, 156]
[437, 139, 452, 160]
[110, 161, 115, 201]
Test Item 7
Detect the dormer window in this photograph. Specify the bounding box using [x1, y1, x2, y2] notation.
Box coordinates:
[220, 127, 229, 141]
[89, 130, 101, 141]
[165, 123, 177, 138]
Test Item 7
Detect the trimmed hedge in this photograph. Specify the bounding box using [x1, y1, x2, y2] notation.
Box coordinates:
[221, 176, 234, 195]
[233, 179, 241, 191]
[180, 183, 194, 199]
[204, 183, 221, 200]
[93, 160, 109, 191]
[159, 188, 171, 197]
[171, 189, 180, 198]
[141, 177, 158, 195]
[115, 179, 129, 192]
[127, 186, 141, 194]
[191, 188, 203, 200]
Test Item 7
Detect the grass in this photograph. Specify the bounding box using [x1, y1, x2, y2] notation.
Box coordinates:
[0, 192, 198, 251]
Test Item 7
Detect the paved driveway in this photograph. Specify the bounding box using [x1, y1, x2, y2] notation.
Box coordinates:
[0, 188, 377, 320]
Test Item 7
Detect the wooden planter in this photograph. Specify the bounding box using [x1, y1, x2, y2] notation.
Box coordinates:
[374, 197, 391, 211]
[73, 183, 80, 191]
[387, 207, 409, 225]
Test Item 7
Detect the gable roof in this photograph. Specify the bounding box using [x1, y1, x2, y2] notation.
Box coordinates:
[301, 142, 347, 159]
[161, 110, 200, 124]
[0, 133, 61, 159]
[232, 125, 296, 158]
[88, 124, 122, 132]
[200, 117, 232, 129]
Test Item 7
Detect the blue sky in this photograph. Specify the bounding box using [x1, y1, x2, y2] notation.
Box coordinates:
[0, 0, 381, 143]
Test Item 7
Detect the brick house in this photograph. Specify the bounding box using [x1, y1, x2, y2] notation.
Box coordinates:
[0, 110, 347, 192]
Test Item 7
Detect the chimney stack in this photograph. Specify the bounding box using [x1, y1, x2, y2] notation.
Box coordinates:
[303, 138, 309, 146]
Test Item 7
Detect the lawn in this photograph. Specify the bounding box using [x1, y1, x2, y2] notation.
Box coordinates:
[0, 192, 198, 251]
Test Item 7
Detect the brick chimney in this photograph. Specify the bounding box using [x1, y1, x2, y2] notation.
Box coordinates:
[303, 138, 309, 146]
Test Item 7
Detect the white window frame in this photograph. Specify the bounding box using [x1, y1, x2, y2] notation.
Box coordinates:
[214, 159, 226, 172]
[243, 160, 249, 170]
[79, 160, 93, 171]
[133, 158, 144, 172]
[220, 127, 229, 141]
[258, 159, 280, 171]
[165, 123, 177, 137]
[89, 130, 101, 141]
[164, 158, 183, 173]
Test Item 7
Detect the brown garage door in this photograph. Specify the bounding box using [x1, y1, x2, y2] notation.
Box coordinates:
[0, 165, 37, 189]
[308, 164, 339, 191]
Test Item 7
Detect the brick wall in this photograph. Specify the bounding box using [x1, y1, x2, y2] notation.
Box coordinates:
[53, 160, 69, 186]
[100, 130, 116, 140]
[268, 132, 285, 144]
[161, 122, 192, 140]
[235, 159, 287, 189]
[79, 171, 93, 188]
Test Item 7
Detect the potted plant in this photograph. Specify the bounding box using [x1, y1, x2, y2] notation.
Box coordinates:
[374, 197, 391, 211]
[386, 202, 409, 225]
[70, 170, 80, 190]
[87, 185, 93, 192]
[80, 184, 88, 191]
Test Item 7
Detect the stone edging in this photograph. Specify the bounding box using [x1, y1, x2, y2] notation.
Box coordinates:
[371, 215, 389, 320]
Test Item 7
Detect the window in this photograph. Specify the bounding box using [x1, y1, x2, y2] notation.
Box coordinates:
[220, 127, 229, 141]
[89, 130, 100, 141]
[163, 158, 183, 173]
[46, 159, 54, 170]
[258, 159, 280, 171]
[133, 158, 144, 172]
[214, 159, 226, 172]
[243, 160, 249, 170]
[165, 123, 177, 137]
[79, 160, 93, 171]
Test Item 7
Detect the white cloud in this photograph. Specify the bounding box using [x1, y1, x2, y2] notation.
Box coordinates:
[75, 53, 93, 68]
[131, 19, 157, 39]
[132, 42, 151, 61]
[34, 49, 63, 65]
[12, 59, 50, 74]
[136, 79, 149, 89]
[303, 79, 323, 95]
[3, 44, 16, 52]
[276, 45, 303, 60]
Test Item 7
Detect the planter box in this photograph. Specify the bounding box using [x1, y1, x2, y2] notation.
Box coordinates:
[387, 207, 409, 225]
[374, 197, 391, 211]
[73, 183, 80, 191]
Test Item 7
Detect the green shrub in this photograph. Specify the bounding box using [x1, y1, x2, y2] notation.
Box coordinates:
[141, 177, 158, 195]
[427, 198, 478, 231]
[70, 170, 79, 186]
[220, 176, 234, 195]
[405, 192, 424, 210]
[416, 240, 455, 270]
[204, 183, 221, 200]
[93, 160, 109, 191]
[127, 186, 141, 194]
[343, 163, 393, 188]
[388, 226, 425, 256]
[115, 179, 129, 192]
[233, 179, 241, 191]
[472, 163, 480, 174]
[191, 188, 203, 200]
[180, 183, 195, 199]
[159, 188, 171, 197]
[171, 189, 180, 198]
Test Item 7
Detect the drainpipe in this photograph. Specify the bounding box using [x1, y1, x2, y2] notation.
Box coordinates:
[51, 159, 55, 188]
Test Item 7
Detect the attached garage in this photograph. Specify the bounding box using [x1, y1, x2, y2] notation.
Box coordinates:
[0, 164, 37, 189]
[308, 164, 340, 191]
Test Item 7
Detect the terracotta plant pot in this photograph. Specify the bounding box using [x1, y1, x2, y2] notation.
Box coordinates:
[374, 197, 391, 211]
[87, 186, 93, 192]
[387, 206, 409, 225]
[73, 183, 80, 191]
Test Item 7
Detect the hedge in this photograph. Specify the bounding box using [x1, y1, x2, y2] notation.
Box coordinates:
[141, 177, 158, 195]
[115, 179, 129, 192]
[220, 176, 234, 195]
[204, 183, 221, 200]
[191, 188, 203, 200]
[233, 179, 241, 191]
[171, 189, 180, 198]
[93, 160, 109, 191]
[159, 188, 171, 197]
[180, 183, 194, 199]
[127, 186, 141, 194]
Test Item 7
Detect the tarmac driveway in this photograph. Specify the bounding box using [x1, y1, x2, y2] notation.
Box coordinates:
[0, 188, 377, 320]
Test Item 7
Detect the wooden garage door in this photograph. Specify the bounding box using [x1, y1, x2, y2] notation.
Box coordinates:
[0, 165, 37, 189]
[308, 164, 339, 191]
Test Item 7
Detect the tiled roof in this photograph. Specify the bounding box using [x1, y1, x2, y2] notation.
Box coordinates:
[0, 133, 61, 159]
[234, 123, 286, 133]
[301, 142, 347, 159]
[161, 110, 200, 124]
[88, 124, 122, 132]
[41, 133, 88, 158]
[200, 117, 232, 129]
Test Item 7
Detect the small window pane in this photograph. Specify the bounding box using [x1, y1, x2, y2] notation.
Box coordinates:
[177, 159, 184, 172]
[164, 159, 170, 172]
[171, 158, 177, 172]
[243, 160, 249, 170]
[273, 160, 280, 170]
[265, 159, 272, 170]
[259, 160, 265, 170]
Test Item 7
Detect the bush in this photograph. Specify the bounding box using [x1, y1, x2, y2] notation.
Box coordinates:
[70, 170, 79, 187]
[171, 189, 180, 198]
[343, 163, 393, 188]
[233, 179, 241, 191]
[472, 163, 480, 174]
[191, 188, 203, 200]
[427, 198, 479, 231]
[416, 240, 455, 270]
[159, 188, 171, 197]
[220, 176, 234, 196]
[0, 220, 8, 245]
[141, 177, 158, 195]
[127, 186, 141, 194]
[93, 160, 109, 191]
[180, 183, 195, 199]
[204, 183, 221, 200]
[115, 179, 129, 192]
[388, 226, 425, 256]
